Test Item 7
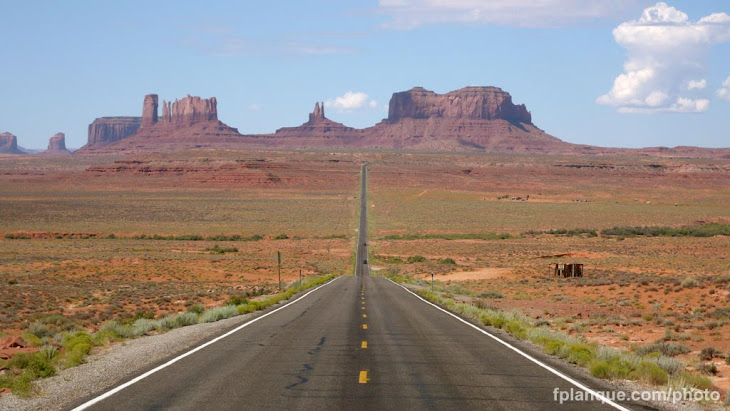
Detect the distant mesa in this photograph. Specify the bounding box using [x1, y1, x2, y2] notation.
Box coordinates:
[0, 132, 22, 154]
[72, 86, 729, 158]
[43, 132, 71, 155]
[79, 117, 142, 152]
[274, 101, 358, 141]
[141, 93, 219, 129]
[387, 86, 531, 123]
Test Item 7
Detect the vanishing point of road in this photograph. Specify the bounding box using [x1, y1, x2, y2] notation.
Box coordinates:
[73, 164, 649, 410]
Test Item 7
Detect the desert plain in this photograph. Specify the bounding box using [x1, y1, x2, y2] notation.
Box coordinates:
[1, 148, 729, 397]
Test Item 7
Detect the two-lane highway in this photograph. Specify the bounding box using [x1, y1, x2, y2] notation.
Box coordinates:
[74, 164, 643, 410]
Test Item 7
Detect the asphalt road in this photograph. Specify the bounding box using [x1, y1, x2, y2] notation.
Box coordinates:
[76, 164, 646, 410]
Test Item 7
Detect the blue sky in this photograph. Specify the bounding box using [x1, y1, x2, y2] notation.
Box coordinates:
[2, 1, 729, 149]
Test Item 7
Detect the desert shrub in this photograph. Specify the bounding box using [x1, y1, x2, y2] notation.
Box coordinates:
[383, 232, 513, 241]
[477, 290, 504, 299]
[437, 257, 457, 265]
[590, 357, 632, 380]
[601, 223, 730, 238]
[273, 233, 289, 240]
[9, 352, 56, 379]
[4, 233, 30, 239]
[40, 344, 59, 361]
[170, 312, 198, 328]
[173, 234, 204, 241]
[654, 356, 683, 375]
[543, 340, 565, 356]
[539, 228, 598, 237]
[132, 310, 155, 321]
[699, 346, 723, 361]
[28, 322, 54, 339]
[205, 245, 238, 254]
[559, 344, 594, 366]
[20, 333, 43, 347]
[227, 295, 249, 306]
[98, 321, 135, 339]
[709, 307, 730, 319]
[629, 361, 668, 385]
[635, 342, 690, 357]
[504, 321, 527, 340]
[132, 319, 157, 335]
[205, 234, 242, 241]
[680, 277, 699, 288]
[0, 371, 36, 397]
[63, 332, 92, 352]
[200, 306, 238, 323]
[406, 255, 427, 264]
[669, 372, 713, 391]
[187, 304, 205, 314]
[695, 362, 718, 376]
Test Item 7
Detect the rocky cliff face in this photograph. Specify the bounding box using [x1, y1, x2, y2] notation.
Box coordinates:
[308, 102, 325, 124]
[142, 94, 159, 127]
[87, 94, 239, 153]
[83, 117, 142, 150]
[387, 86, 531, 124]
[273, 102, 359, 144]
[0, 132, 22, 154]
[45, 132, 71, 155]
[157, 95, 217, 127]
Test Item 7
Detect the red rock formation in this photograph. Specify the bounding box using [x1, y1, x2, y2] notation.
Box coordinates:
[169, 95, 217, 126]
[387, 86, 531, 123]
[308, 102, 325, 124]
[44, 132, 71, 155]
[0, 132, 22, 154]
[142, 94, 159, 127]
[75, 87, 730, 158]
[273, 102, 360, 144]
[79, 117, 142, 151]
[89, 94, 240, 153]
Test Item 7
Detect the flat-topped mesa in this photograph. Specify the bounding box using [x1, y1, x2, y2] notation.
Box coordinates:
[142, 94, 159, 127]
[46, 132, 71, 155]
[85, 117, 142, 148]
[0, 132, 22, 154]
[387, 86, 532, 124]
[307, 102, 326, 124]
[165, 95, 218, 126]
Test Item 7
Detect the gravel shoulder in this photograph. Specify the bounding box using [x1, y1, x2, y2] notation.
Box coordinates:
[0, 307, 273, 411]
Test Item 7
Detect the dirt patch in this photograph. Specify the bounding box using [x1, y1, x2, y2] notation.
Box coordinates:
[430, 267, 512, 281]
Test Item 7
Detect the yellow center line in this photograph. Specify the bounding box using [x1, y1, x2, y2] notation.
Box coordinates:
[362, 324, 368, 330]
[363, 314, 367, 318]
[359, 370, 368, 384]
[361, 306, 365, 310]
[361, 341, 367, 349]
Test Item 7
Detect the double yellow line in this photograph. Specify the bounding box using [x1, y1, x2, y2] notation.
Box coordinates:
[360, 283, 369, 384]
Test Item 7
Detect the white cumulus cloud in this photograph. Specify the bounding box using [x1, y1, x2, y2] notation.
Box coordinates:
[718, 76, 730, 102]
[597, 2, 730, 113]
[325, 92, 377, 113]
[687, 79, 707, 90]
[378, 0, 640, 29]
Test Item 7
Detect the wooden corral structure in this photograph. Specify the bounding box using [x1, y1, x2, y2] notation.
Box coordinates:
[550, 263, 584, 278]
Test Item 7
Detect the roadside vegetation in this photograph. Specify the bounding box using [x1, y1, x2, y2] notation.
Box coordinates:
[384, 274, 719, 398]
[0, 274, 336, 397]
[373, 223, 730, 242]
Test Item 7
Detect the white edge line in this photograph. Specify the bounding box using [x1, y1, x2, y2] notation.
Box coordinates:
[71, 276, 342, 411]
[386, 278, 631, 411]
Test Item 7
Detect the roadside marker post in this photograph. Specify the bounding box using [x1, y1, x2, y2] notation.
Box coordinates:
[299, 269, 302, 287]
[431, 273, 434, 293]
[274, 251, 282, 290]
